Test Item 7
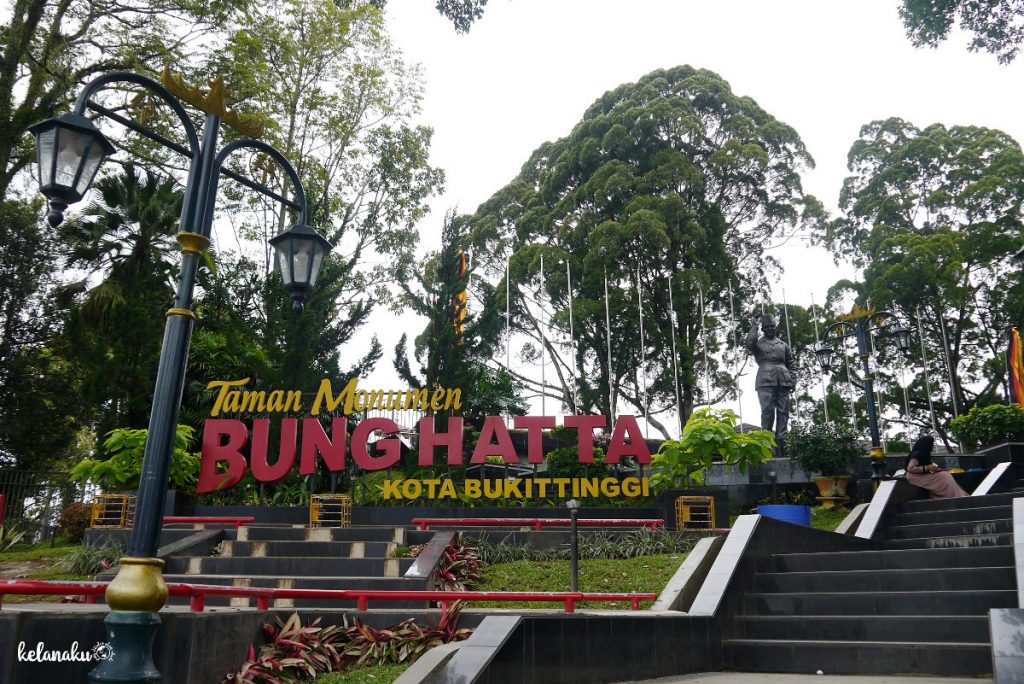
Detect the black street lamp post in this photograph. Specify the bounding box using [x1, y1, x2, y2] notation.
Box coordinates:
[30, 70, 332, 683]
[814, 304, 912, 482]
[566, 499, 580, 592]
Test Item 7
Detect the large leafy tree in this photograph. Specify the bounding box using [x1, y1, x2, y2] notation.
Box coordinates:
[393, 213, 523, 427]
[178, 0, 441, 407]
[825, 118, 1024, 442]
[59, 164, 182, 439]
[899, 0, 1024, 63]
[467, 66, 821, 436]
[0, 0, 245, 202]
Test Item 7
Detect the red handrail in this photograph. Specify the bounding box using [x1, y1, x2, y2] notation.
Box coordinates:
[163, 516, 255, 529]
[0, 579, 656, 614]
[411, 517, 665, 532]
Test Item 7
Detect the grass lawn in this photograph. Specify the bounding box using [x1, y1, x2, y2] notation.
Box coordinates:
[809, 505, 849, 532]
[0, 543, 92, 603]
[0, 542, 79, 562]
[313, 664, 410, 683]
[476, 553, 685, 610]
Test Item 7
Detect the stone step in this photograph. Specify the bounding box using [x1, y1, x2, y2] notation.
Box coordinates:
[891, 504, 1011, 526]
[898, 490, 1024, 514]
[732, 615, 990, 643]
[755, 566, 1015, 593]
[772, 545, 1012, 572]
[238, 526, 404, 543]
[163, 556, 415, 577]
[883, 532, 1013, 549]
[722, 639, 991, 676]
[221, 540, 395, 558]
[887, 517, 1012, 539]
[742, 589, 1016, 616]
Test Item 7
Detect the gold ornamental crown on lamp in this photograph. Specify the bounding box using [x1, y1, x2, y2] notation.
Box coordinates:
[161, 66, 264, 139]
[838, 303, 877, 322]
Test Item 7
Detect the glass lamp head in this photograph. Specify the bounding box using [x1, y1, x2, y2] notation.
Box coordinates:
[29, 114, 115, 227]
[269, 222, 333, 312]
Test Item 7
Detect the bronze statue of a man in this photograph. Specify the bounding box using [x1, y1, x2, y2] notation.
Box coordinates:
[744, 314, 795, 458]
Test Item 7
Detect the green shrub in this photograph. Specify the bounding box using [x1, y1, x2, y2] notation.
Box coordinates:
[651, 408, 774, 493]
[56, 540, 123, 576]
[949, 404, 1024, 449]
[788, 421, 862, 475]
[56, 503, 92, 543]
[475, 529, 698, 564]
[70, 425, 200, 493]
[545, 445, 608, 479]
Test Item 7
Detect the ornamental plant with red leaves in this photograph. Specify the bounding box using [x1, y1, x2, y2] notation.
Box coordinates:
[221, 603, 473, 684]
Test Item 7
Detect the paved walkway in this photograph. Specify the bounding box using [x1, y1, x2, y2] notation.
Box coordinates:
[620, 674, 992, 684]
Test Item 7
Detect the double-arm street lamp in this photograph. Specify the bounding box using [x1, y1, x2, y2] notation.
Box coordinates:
[814, 304, 912, 481]
[30, 69, 333, 683]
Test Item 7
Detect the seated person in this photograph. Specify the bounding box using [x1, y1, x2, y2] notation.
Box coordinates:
[905, 435, 967, 499]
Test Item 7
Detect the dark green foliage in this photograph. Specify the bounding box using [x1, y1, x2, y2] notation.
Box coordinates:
[394, 213, 525, 425]
[476, 529, 699, 564]
[900, 0, 1024, 63]
[467, 65, 820, 434]
[949, 404, 1024, 449]
[55, 503, 92, 543]
[788, 421, 863, 475]
[827, 118, 1024, 444]
[544, 445, 609, 479]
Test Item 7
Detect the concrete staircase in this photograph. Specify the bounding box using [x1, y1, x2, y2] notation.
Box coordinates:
[126, 524, 436, 610]
[722, 490, 1021, 676]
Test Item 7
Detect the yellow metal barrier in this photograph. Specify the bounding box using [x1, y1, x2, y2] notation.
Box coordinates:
[310, 494, 352, 528]
[675, 496, 716, 531]
[90, 494, 136, 528]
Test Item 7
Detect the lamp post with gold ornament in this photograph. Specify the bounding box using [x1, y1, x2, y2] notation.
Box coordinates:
[29, 69, 332, 683]
[814, 304, 912, 482]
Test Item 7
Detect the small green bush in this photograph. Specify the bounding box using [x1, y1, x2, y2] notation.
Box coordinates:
[949, 404, 1024, 450]
[788, 421, 862, 475]
[56, 540, 123, 576]
[56, 503, 92, 543]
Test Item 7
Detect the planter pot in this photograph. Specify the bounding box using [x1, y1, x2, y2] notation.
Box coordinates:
[756, 504, 810, 527]
[812, 475, 851, 498]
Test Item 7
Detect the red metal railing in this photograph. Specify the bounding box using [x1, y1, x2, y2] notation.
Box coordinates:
[162, 516, 255, 529]
[411, 517, 665, 532]
[0, 579, 656, 614]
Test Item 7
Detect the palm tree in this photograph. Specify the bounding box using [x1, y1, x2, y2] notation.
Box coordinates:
[60, 164, 183, 437]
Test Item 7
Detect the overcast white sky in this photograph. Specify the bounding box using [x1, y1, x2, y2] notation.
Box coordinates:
[361, 0, 1024, 435]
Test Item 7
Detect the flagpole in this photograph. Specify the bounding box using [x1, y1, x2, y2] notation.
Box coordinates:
[604, 267, 614, 422]
[728, 283, 743, 432]
[540, 254, 546, 417]
[566, 260, 578, 414]
[506, 255, 512, 427]
[699, 285, 710, 406]
[637, 267, 648, 438]
[916, 307, 940, 435]
[810, 294, 830, 423]
[668, 275, 683, 437]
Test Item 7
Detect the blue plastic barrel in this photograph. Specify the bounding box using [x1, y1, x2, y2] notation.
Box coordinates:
[756, 504, 811, 527]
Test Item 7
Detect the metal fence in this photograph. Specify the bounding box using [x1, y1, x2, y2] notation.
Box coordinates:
[0, 469, 99, 540]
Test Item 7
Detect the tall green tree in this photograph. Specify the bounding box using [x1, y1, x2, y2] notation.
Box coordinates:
[467, 65, 822, 436]
[825, 118, 1024, 442]
[0, 198, 88, 470]
[59, 164, 182, 438]
[392, 213, 524, 426]
[0, 0, 245, 202]
[899, 0, 1024, 63]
